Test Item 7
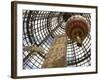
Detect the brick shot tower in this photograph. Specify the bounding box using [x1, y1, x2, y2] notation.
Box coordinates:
[42, 35, 67, 68]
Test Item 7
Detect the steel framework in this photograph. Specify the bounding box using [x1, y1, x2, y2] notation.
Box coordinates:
[23, 10, 91, 69]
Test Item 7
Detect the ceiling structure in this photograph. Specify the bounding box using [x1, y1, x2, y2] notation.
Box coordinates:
[23, 10, 91, 69]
